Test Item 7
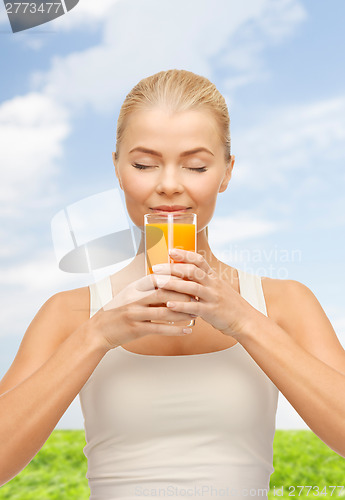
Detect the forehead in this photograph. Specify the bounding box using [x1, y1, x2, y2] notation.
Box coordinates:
[122, 108, 222, 154]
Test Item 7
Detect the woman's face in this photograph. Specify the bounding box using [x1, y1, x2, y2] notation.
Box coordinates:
[113, 107, 234, 238]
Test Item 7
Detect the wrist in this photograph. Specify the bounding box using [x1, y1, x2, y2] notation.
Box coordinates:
[228, 308, 269, 344]
[75, 321, 112, 356]
[237, 309, 276, 345]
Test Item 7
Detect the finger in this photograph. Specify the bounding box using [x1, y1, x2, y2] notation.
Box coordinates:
[139, 320, 193, 337]
[169, 249, 216, 277]
[136, 273, 182, 291]
[155, 275, 212, 303]
[137, 275, 186, 304]
[144, 287, 195, 306]
[132, 304, 196, 324]
[104, 284, 194, 313]
[150, 307, 196, 323]
[153, 263, 203, 282]
[165, 298, 201, 317]
[153, 261, 216, 284]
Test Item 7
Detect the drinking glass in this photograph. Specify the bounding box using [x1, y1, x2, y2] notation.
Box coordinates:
[144, 212, 197, 327]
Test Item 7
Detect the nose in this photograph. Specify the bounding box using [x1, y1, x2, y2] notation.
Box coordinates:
[156, 165, 184, 195]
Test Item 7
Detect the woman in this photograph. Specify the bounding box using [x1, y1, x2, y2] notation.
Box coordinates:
[0, 69, 344, 499]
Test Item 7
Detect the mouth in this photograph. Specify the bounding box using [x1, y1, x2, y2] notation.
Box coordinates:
[150, 206, 191, 214]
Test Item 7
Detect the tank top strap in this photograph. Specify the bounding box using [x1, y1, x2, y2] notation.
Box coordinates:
[89, 276, 113, 318]
[237, 269, 268, 317]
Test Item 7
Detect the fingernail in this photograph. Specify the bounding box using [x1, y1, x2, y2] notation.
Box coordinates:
[152, 264, 163, 272]
[183, 328, 192, 334]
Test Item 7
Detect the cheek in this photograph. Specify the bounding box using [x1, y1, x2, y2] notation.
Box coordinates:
[192, 177, 219, 201]
[122, 172, 150, 200]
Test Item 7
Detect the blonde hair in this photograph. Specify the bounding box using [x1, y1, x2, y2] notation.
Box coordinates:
[115, 69, 232, 241]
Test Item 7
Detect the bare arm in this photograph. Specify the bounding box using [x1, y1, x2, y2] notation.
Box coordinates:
[238, 279, 345, 457]
[0, 324, 107, 485]
[0, 275, 194, 486]
[146, 249, 345, 456]
[0, 290, 108, 486]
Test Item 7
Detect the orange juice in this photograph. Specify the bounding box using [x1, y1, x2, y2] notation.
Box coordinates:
[145, 222, 196, 273]
[144, 212, 197, 327]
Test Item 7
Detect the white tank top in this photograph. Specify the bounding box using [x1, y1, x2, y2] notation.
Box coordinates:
[79, 269, 279, 500]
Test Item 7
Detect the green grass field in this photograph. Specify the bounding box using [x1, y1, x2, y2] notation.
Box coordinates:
[0, 430, 344, 499]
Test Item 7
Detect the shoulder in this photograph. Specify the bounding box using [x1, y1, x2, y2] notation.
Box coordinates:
[0, 286, 91, 396]
[37, 286, 90, 342]
[57, 285, 90, 322]
[260, 276, 315, 329]
[261, 275, 310, 300]
[260, 276, 345, 373]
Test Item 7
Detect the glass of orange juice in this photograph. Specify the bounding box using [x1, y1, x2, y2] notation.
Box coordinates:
[144, 212, 197, 327]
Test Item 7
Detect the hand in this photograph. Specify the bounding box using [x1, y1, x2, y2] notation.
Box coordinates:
[151, 248, 261, 339]
[89, 273, 197, 350]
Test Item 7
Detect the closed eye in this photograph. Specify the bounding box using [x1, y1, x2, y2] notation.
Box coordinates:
[131, 163, 207, 173]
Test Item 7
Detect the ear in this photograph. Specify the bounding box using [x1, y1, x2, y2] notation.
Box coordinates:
[219, 155, 235, 193]
[112, 152, 123, 190]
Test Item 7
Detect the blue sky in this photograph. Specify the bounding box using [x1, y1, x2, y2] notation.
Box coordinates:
[0, 0, 345, 431]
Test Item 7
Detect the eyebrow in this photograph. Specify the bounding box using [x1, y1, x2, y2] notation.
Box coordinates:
[129, 146, 214, 157]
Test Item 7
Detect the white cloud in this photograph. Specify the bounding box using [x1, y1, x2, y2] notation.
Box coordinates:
[0, 227, 37, 259]
[210, 212, 278, 245]
[22, 37, 45, 50]
[0, 249, 84, 290]
[0, 249, 90, 339]
[0, 93, 70, 216]
[219, 0, 307, 96]
[233, 96, 345, 190]
[52, 0, 121, 30]
[255, 0, 307, 43]
[31, 0, 306, 114]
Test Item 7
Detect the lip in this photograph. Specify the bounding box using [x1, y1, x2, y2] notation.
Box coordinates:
[151, 205, 191, 214]
[150, 205, 191, 212]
